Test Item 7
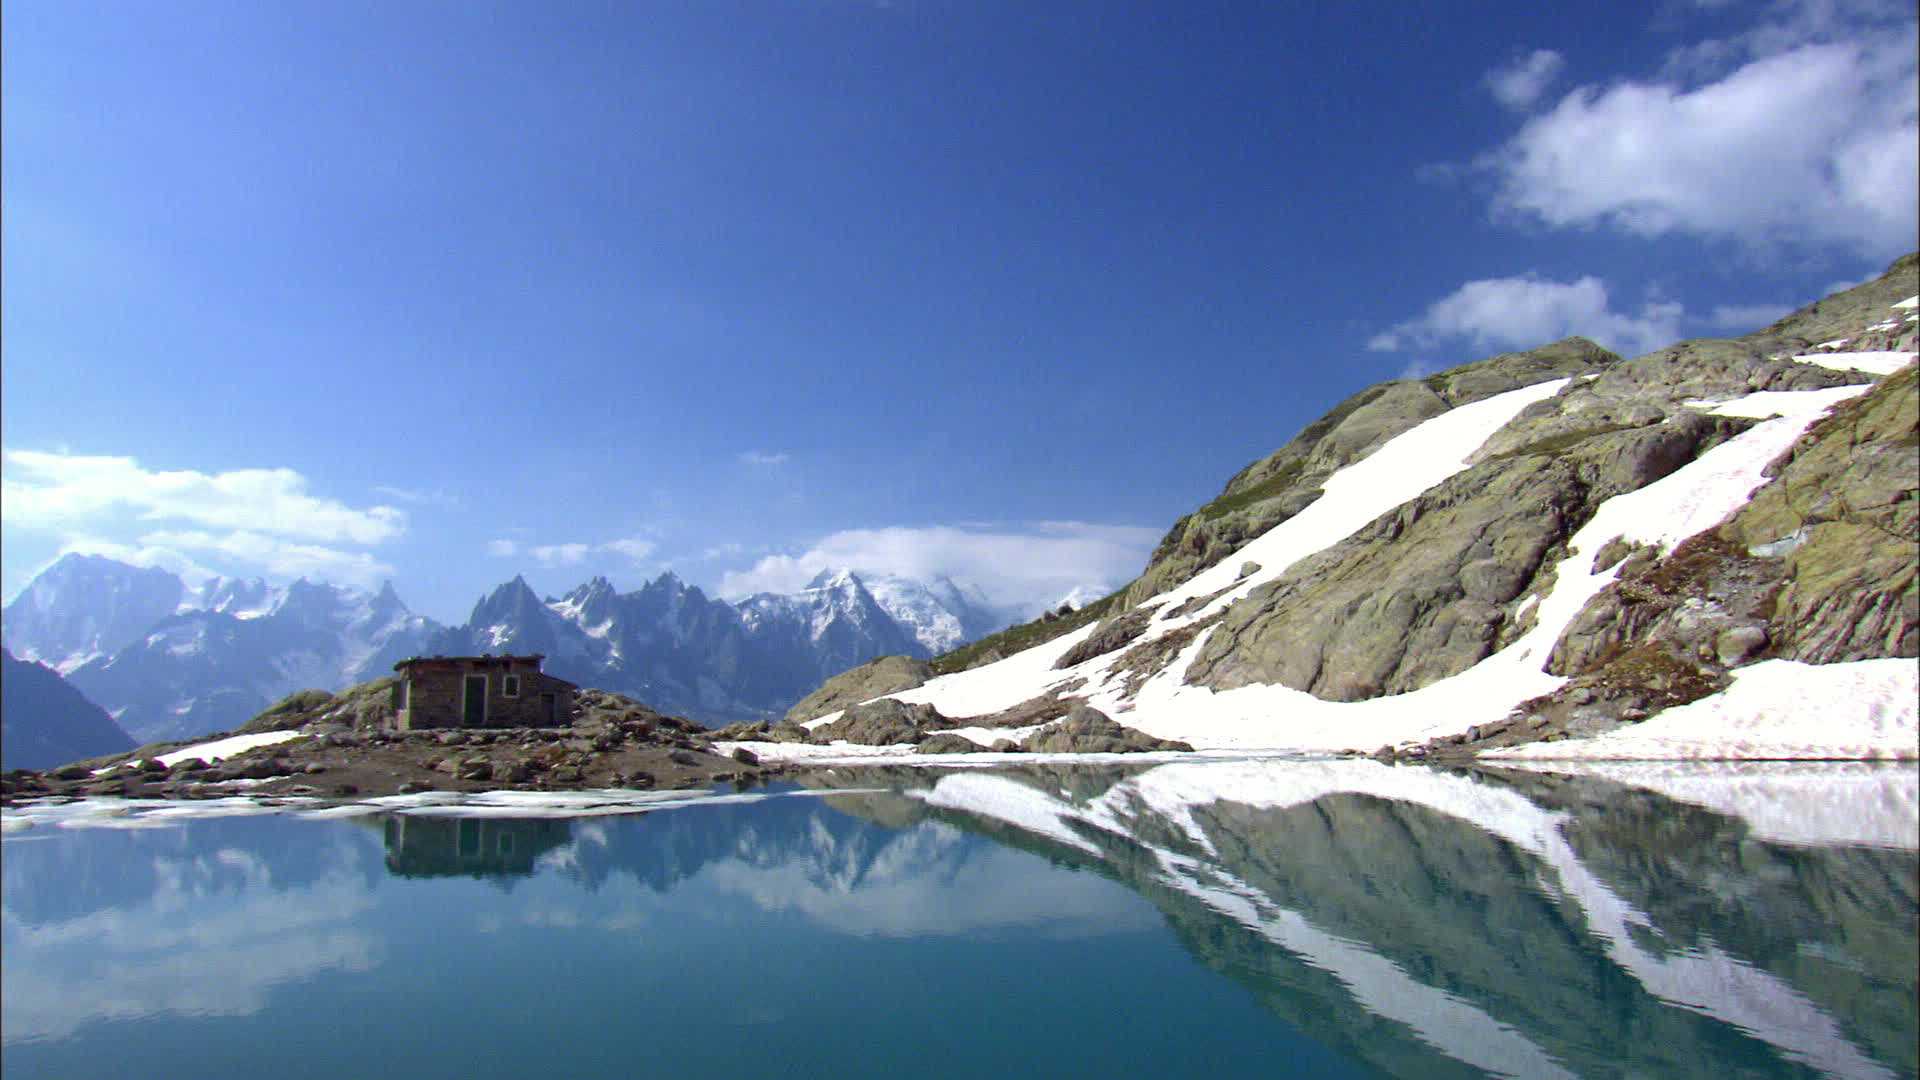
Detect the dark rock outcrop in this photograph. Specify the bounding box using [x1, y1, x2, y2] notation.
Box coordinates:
[784, 655, 933, 724]
[1019, 706, 1193, 753]
[807, 698, 951, 746]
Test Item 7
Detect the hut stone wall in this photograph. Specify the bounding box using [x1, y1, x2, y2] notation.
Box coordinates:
[393, 655, 576, 730]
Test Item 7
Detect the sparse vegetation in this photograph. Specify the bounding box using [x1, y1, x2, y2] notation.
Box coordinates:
[930, 589, 1123, 675]
[1196, 458, 1312, 521]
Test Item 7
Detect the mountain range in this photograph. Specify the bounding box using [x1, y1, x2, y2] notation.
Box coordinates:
[0, 556, 1020, 744]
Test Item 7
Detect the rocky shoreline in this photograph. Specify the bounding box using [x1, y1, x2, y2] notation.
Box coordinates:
[0, 688, 781, 805]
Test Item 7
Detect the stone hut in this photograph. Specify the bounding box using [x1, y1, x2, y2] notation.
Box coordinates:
[391, 654, 578, 730]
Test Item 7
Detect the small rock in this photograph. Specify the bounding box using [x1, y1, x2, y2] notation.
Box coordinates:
[730, 747, 760, 766]
[397, 781, 433, 794]
[302, 762, 327, 774]
[916, 733, 980, 754]
[1715, 625, 1769, 666]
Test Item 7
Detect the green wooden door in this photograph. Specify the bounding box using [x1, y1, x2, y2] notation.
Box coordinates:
[463, 675, 487, 726]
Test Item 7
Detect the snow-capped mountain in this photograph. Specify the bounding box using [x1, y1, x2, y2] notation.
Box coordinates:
[859, 573, 1006, 654]
[431, 568, 1000, 724]
[2, 554, 188, 673]
[181, 576, 284, 619]
[3, 554, 1021, 740]
[60, 576, 439, 745]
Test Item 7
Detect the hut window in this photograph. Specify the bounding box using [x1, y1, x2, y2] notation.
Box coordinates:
[503, 674, 521, 698]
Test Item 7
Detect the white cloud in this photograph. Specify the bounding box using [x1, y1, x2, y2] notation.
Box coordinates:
[738, 451, 790, 466]
[716, 522, 1160, 611]
[601, 537, 657, 564]
[1485, 49, 1565, 110]
[529, 542, 591, 567]
[1, 449, 406, 543]
[1368, 274, 1685, 357]
[371, 484, 463, 509]
[490, 536, 656, 568]
[137, 530, 395, 587]
[53, 535, 218, 586]
[1484, 25, 1917, 257]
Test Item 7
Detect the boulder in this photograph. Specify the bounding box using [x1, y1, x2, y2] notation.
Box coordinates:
[807, 699, 949, 746]
[1019, 706, 1193, 754]
[916, 733, 982, 754]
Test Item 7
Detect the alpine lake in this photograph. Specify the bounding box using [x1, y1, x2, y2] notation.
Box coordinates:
[4, 758, 1914, 1080]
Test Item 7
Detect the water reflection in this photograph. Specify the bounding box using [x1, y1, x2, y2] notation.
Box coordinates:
[805, 761, 1917, 1080]
[381, 816, 572, 880]
[3, 762, 1913, 1080]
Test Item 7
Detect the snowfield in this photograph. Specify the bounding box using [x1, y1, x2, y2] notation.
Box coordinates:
[740, 333, 1918, 763]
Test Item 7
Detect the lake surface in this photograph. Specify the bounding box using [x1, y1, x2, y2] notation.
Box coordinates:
[4, 760, 1915, 1079]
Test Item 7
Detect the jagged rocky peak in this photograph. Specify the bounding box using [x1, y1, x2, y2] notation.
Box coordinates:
[470, 575, 545, 625]
[805, 567, 862, 591]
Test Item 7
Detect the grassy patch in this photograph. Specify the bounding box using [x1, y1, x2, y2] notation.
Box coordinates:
[1197, 458, 1312, 521]
[1480, 423, 1637, 462]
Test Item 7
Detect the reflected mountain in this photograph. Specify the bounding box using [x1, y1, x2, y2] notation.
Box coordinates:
[805, 760, 1918, 1080]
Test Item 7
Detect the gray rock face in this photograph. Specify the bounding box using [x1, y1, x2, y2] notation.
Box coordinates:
[1721, 362, 1919, 663]
[1054, 608, 1154, 669]
[1187, 408, 1748, 701]
[1119, 337, 1618, 613]
[783, 654, 934, 724]
[1543, 361, 1918, 706]
[1019, 706, 1193, 753]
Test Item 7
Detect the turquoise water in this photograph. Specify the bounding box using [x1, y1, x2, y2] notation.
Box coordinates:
[4, 761, 1915, 1079]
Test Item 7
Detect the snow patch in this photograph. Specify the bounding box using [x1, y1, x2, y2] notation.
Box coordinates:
[1486, 659, 1919, 763]
[1789, 351, 1915, 377]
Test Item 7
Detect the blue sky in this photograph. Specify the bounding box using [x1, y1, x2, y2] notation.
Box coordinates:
[5, 0, 1915, 624]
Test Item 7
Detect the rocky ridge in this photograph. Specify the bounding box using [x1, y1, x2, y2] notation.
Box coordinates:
[0, 681, 771, 804]
[787, 255, 1918, 758]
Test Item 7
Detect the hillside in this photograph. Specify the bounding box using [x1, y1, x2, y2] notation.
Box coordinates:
[1, 649, 135, 771]
[741, 255, 1919, 760]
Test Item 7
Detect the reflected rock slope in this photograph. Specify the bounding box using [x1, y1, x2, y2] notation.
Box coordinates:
[813, 760, 1917, 1080]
